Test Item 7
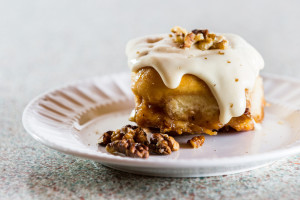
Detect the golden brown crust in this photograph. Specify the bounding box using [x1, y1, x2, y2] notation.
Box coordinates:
[131, 67, 264, 135]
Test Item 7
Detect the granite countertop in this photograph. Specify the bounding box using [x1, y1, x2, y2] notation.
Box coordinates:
[1, 0, 300, 199]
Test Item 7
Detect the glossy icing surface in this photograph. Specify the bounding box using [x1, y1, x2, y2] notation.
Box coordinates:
[126, 33, 264, 124]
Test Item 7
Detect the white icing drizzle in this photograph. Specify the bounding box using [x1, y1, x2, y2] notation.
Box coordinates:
[126, 33, 264, 124]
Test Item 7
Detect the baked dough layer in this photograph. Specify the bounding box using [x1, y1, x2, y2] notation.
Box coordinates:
[131, 67, 264, 135]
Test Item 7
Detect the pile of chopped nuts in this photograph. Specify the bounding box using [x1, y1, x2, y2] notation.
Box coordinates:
[171, 26, 228, 50]
[98, 125, 149, 158]
[98, 125, 206, 159]
[98, 125, 180, 159]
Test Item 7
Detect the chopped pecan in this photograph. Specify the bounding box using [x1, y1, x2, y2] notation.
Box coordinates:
[210, 39, 228, 50]
[127, 142, 149, 158]
[171, 26, 188, 47]
[183, 32, 196, 48]
[194, 33, 204, 42]
[121, 125, 149, 145]
[187, 136, 205, 148]
[122, 127, 136, 142]
[122, 124, 139, 131]
[149, 133, 179, 155]
[192, 29, 209, 38]
[134, 128, 149, 145]
[171, 26, 188, 36]
[98, 131, 113, 146]
[109, 124, 139, 142]
[106, 139, 149, 159]
[197, 37, 214, 50]
[171, 27, 228, 50]
[111, 129, 125, 142]
[98, 124, 150, 158]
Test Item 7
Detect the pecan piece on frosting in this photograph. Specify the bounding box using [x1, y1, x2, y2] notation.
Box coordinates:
[183, 32, 196, 48]
[192, 29, 209, 38]
[171, 26, 188, 47]
[171, 26, 228, 50]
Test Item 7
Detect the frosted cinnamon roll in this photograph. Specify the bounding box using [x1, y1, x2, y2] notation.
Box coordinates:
[126, 27, 265, 135]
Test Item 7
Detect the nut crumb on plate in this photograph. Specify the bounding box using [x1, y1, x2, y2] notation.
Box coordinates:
[188, 136, 205, 148]
[149, 133, 179, 155]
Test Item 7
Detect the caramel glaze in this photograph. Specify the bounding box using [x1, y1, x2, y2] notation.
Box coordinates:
[131, 67, 264, 135]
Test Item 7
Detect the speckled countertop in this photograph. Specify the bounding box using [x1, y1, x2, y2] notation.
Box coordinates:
[1, 0, 300, 199]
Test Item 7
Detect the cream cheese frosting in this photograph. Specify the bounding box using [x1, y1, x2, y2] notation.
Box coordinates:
[126, 33, 264, 124]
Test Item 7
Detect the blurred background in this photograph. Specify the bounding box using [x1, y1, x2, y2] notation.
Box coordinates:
[1, 0, 299, 94]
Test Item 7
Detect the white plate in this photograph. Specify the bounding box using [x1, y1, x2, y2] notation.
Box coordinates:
[22, 73, 300, 177]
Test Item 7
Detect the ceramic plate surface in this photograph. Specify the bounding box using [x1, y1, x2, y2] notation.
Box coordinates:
[22, 73, 300, 177]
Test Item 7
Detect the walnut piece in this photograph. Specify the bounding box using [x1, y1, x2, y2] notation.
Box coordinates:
[98, 125, 182, 158]
[98, 131, 113, 146]
[171, 26, 188, 47]
[97, 125, 149, 158]
[171, 26, 228, 50]
[192, 29, 209, 38]
[187, 136, 205, 148]
[108, 125, 148, 145]
[106, 139, 149, 159]
[149, 133, 180, 155]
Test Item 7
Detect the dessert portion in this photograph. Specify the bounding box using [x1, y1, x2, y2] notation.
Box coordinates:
[126, 27, 265, 135]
